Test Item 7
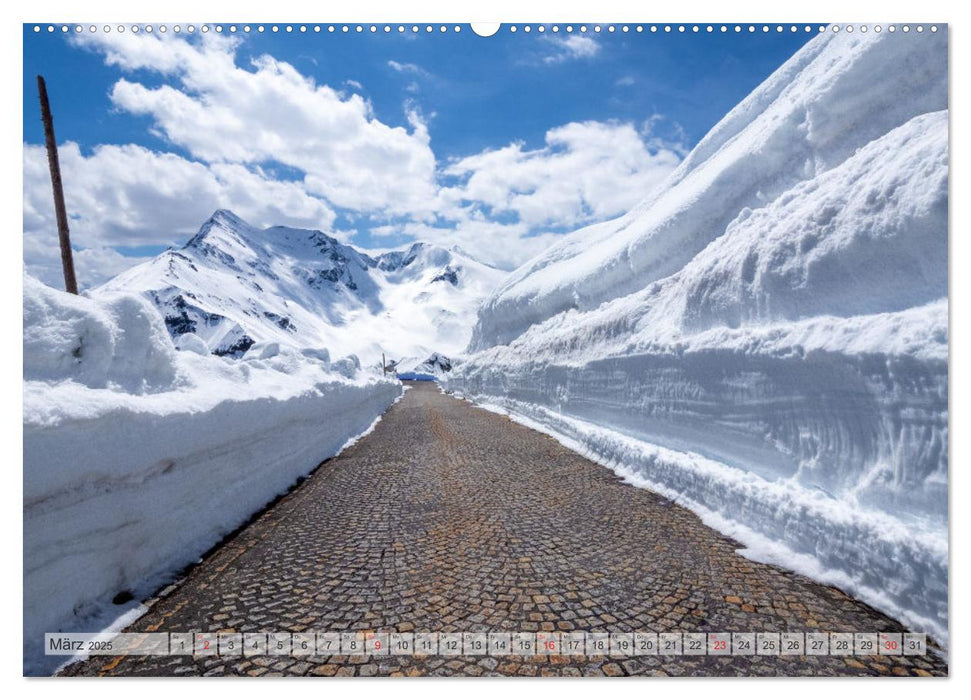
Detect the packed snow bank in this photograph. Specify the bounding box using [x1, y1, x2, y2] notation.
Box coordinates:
[465, 396, 946, 642]
[469, 29, 947, 350]
[451, 311, 948, 641]
[451, 29, 948, 643]
[23, 275, 401, 674]
[24, 275, 178, 392]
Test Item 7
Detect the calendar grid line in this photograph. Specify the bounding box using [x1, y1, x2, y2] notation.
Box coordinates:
[47, 631, 928, 658]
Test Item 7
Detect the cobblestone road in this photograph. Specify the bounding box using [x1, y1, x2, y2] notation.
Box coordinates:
[62, 382, 947, 677]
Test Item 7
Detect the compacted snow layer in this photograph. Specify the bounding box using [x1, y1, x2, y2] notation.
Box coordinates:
[450, 326, 948, 642]
[463, 393, 946, 644]
[23, 276, 401, 673]
[451, 29, 948, 643]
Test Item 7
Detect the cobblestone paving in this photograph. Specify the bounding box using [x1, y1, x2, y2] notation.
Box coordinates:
[62, 382, 947, 677]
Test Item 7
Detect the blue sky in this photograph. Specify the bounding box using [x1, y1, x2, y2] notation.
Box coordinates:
[23, 24, 814, 287]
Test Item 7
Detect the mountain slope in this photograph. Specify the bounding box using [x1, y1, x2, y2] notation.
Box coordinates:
[449, 29, 948, 642]
[97, 210, 505, 362]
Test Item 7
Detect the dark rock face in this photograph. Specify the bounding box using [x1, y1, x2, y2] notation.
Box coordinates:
[376, 242, 425, 271]
[431, 266, 459, 286]
[161, 294, 233, 339]
[213, 334, 255, 358]
[164, 311, 196, 336]
[263, 311, 297, 333]
[162, 294, 199, 335]
[307, 251, 362, 291]
[308, 267, 341, 288]
[422, 352, 452, 373]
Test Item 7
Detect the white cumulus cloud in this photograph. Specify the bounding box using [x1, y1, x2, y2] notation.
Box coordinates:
[75, 31, 439, 217]
[23, 142, 336, 288]
[542, 35, 601, 64]
[24, 32, 686, 283]
[439, 121, 681, 230]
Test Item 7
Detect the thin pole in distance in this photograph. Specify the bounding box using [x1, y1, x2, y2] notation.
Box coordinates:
[37, 75, 78, 294]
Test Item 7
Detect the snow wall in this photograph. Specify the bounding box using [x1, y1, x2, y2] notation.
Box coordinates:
[450, 29, 948, 644]
[23, 275, 401, 673]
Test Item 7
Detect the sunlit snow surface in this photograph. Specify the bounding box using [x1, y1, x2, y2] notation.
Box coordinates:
[449, 29, 948, 644]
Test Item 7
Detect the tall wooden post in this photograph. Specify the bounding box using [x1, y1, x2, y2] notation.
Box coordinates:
[37, 75, 78, 294]
[382, 352, 386, 376]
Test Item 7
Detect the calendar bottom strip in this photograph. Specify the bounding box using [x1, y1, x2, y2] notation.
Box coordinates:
[47, 631, 928, 658]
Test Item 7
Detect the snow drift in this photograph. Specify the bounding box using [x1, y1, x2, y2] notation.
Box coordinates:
[23, 275, 401, 673]
[450, 29, 948, 642]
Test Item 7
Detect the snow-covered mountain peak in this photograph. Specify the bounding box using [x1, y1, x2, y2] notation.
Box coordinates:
[376, 241, 437, 272]
[96, 212, 505, 362]
[201, 207, 252, 233]
[185, 208, 257, 249]
[375, 239, 495, 274]
[186, 209, 367, 268]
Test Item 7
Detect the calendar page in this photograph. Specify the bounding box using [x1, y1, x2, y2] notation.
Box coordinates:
[22, 15, 949, 680]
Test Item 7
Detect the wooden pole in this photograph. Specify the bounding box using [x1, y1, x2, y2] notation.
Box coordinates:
[382, 352, 386, 376]
[37, 75, 78, 294]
